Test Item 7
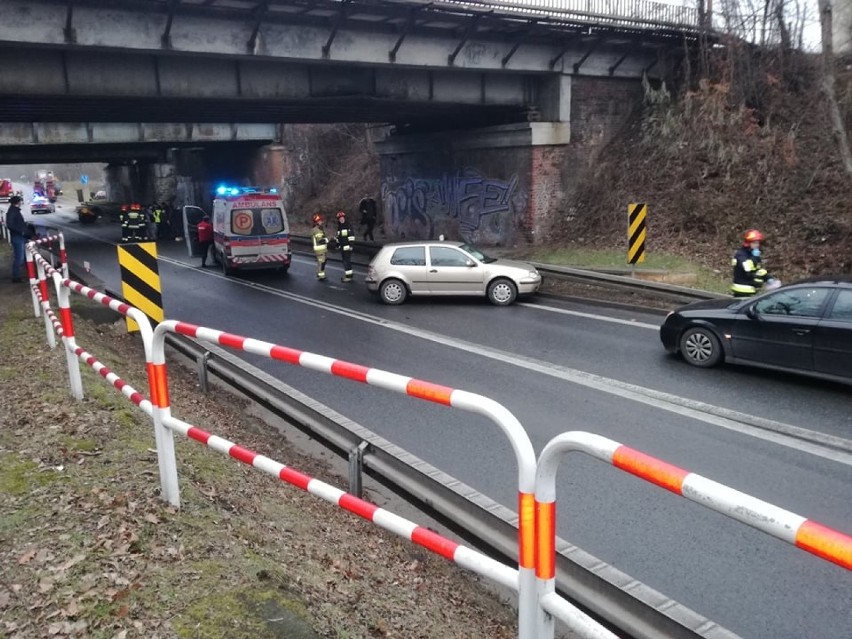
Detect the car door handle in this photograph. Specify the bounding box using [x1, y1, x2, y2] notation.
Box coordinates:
[429, 269, 437, 273]
[792, 329, 811, 336]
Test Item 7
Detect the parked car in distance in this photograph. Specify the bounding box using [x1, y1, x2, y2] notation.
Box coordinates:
[0, 179, 13, 203]
[366, 240, 542, 306]
[76, 194, 125, 223]
[660, 276, 852, 385]
[30, 195, 55, 214]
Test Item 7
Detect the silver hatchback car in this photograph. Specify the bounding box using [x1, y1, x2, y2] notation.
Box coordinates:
[365, 240, 542, 306]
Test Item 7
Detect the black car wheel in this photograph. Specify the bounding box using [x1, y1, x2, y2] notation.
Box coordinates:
[679, 327, 723, 368]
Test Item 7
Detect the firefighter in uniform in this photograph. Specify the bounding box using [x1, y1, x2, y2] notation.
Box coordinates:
[335, 210, 355, 282]
[311, 213, 329, 281]
[121, 203, 148, 243]
[731, 229, 768, 297]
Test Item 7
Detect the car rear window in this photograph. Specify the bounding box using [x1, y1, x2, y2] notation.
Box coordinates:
[230, 208, 285, 236]
[827, 290, 852, 322]
[390, 246, 426, 266]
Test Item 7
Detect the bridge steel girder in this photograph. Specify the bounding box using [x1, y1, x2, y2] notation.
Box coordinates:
[0, 0, 669, 77]
[0, 46, 542, 124]
[0, 122, 277, 145]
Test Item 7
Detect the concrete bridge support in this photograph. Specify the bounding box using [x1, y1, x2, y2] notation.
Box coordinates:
[375, 75, 644, 247]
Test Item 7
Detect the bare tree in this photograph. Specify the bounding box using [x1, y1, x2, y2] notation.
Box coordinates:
[818, 0, 852, 176]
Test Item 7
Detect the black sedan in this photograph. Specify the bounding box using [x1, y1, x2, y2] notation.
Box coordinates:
[660, 277, 852, 385]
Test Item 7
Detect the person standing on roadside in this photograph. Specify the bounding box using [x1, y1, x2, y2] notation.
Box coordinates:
[196, 216, 214, 268]
[731, 229, 770, 297]
[358, 195, 377, 242]
[335, 210, 355, 282]
[169, 202, 184, 242]
[311, 213, 329, 281]
[5, 195, 29, 283]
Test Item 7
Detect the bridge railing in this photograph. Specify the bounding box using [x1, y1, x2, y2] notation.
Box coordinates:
[433, 0, 700, 29]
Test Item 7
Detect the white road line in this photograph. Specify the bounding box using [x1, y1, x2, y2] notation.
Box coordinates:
[153, 254, 852, 466]
[519, 301, 660, 329]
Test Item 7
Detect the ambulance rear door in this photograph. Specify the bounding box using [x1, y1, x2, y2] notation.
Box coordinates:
[182, 205, 207, 257]
[228, 200, 289, 263]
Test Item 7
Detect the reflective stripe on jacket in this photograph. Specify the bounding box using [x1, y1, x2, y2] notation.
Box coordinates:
[312, 225, 328, 254]
[731, 246, 767, 296]
[336, 222, 354, 251]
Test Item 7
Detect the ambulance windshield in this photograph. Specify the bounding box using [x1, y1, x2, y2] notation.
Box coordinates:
[230, 208, 285, 236]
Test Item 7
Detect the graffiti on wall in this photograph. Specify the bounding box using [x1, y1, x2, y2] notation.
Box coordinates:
[380, 168, 528, 245]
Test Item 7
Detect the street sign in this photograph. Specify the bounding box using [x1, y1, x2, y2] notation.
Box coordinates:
[80, 175, 89, 185]
[627, 202, 647, 265]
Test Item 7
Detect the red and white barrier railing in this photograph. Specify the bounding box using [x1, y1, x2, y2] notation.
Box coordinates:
[533, 431, 852, 638]
[20, 241, 851, 639]
[149, 319, 544, 639]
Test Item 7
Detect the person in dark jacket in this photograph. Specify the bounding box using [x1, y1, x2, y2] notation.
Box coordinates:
[358, 196, 377, 242]
[335, 210, 355, 282]
[196, 216, 214, 267]
[731, 229, 769, 297]
[168, 202, 184, 241]
[5, 195, 29, 283]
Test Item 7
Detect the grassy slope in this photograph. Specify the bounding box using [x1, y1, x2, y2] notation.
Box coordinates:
[0, 256, 519, 639]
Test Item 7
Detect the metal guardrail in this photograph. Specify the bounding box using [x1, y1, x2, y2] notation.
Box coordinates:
[289, 234, 726, 306]
[163, 331, 739, 639]
[532, 263, 727, 304]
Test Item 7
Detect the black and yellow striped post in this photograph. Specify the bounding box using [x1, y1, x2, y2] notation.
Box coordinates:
[117, 242, 164, 332]
[627, 203, 647, 265]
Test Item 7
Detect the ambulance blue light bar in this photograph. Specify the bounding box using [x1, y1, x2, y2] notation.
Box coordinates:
[215, 185, 278, 196]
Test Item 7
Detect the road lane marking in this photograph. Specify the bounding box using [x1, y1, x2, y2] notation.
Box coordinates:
[519, 301, 660, 329]
[153, 254, 852, 466]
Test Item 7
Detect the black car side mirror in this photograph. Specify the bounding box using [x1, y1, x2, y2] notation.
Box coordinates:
[745, 305, 758, 319]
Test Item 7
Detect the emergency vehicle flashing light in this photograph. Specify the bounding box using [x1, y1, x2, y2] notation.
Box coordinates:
[215, 185, 279, 196]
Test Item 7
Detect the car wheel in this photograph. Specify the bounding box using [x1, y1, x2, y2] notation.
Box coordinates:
[487, 278, 517, 306]
[221, 252, 233, 276]
[379, 279, 407, 305]
[679, 327, 723, 368]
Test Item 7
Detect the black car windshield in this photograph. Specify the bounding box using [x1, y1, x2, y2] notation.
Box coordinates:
[460, 243, 497, 263]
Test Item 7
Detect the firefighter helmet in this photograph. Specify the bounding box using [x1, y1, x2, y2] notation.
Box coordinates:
[312, 213, 323, 225]
[336, 210, 346, 220]
[743, 229, 764, 244]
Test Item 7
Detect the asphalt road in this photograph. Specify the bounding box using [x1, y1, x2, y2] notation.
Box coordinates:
[21, 200, 852, 639]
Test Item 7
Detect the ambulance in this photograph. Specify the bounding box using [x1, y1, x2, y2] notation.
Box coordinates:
[210, 186, 291, 275]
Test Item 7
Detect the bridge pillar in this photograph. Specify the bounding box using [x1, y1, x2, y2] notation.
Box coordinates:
[376, 74, 643, 247]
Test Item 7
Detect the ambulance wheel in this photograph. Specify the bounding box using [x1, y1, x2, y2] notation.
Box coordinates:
[221, 255, 233, 276]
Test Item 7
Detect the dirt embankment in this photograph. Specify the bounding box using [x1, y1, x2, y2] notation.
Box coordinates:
[285, 51, 852, 284]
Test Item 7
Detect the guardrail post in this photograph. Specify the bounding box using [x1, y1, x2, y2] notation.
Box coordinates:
[197, 350, 212, 393]
[57, 232, 69, 280]
[52, 274, 84, 400]
[37, 262, 57, 350]
[146, 317, 181, 507]
[26, 248, 41, 319]
[348, 441, 370, 498]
